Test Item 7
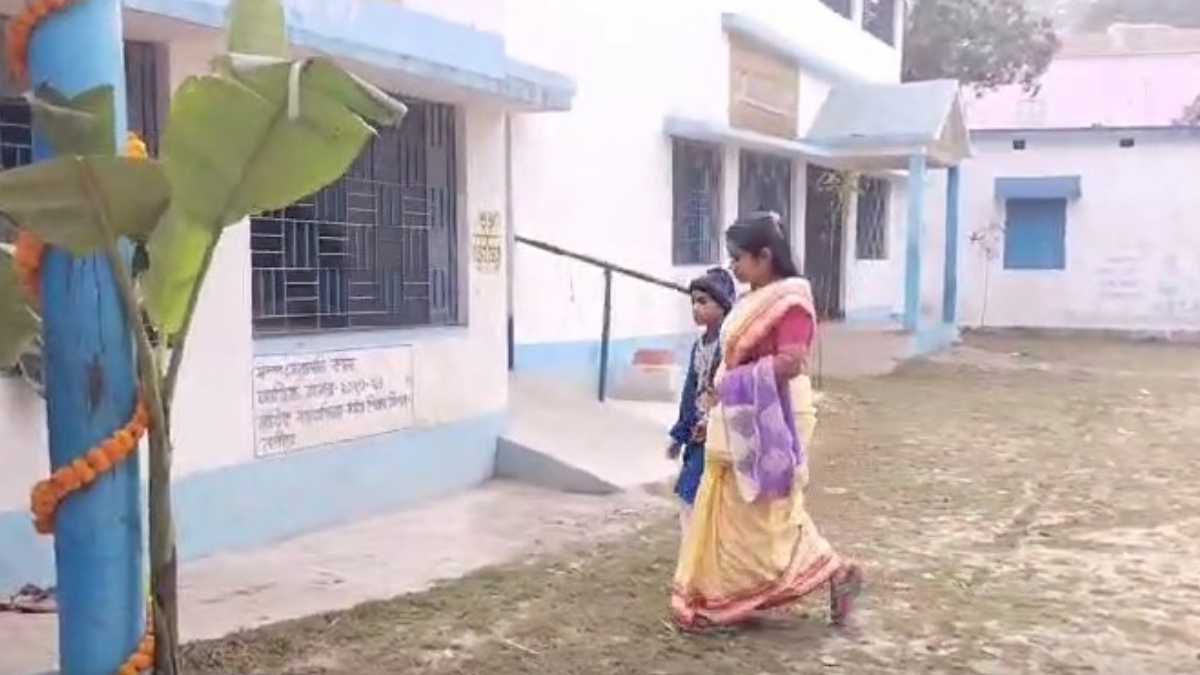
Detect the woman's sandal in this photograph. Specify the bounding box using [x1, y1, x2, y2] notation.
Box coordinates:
[829, 563, 863, 628]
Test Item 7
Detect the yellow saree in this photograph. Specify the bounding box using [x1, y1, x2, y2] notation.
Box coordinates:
[669, 277, 852, 628]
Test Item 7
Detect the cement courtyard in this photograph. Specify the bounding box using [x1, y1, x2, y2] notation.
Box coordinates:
[172, 335, 1200, 673]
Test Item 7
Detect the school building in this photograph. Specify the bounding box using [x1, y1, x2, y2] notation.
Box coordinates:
[960, 24, 1200, 333]
[0, 0, 969, 592]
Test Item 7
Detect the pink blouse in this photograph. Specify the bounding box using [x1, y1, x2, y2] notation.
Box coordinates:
[741, 306, 815, 364]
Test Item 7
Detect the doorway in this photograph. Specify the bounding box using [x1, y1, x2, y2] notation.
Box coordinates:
[804, 165, 845, 320]
[738, 150, 793, 238]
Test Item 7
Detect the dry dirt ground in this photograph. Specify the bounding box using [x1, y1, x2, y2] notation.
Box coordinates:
[180, 335, 1200, 675]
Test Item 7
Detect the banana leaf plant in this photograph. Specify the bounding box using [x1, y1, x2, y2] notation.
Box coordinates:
[0, 0, 406, 671]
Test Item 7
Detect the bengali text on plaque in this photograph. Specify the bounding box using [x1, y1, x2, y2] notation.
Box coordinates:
[252, 346, 415, 457]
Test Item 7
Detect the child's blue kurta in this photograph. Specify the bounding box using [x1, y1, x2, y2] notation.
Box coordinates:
[670, 336, 721, 505]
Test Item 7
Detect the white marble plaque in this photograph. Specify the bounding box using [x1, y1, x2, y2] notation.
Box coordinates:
[252, 346, 414, 457]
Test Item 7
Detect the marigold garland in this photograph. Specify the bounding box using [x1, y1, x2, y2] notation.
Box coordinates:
[7, 1, 157, 672]
[3, 0, 83, 88]
[13, 230, 44, 303]
[30, 398, 150, 532]
[125, 131, 148, 160]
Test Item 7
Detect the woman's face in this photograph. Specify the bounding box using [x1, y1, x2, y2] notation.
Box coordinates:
[727, 243, 771, 287]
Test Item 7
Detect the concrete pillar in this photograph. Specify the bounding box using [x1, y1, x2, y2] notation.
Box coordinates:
[903, 153, 926, 331]
[30, 1, 144, 673]
[941, 164, 961, 324]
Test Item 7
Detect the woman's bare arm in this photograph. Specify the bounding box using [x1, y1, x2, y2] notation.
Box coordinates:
[773, 343, 807, 380]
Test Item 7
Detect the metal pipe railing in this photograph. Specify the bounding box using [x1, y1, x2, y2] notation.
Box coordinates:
[513, 235, 689, 401]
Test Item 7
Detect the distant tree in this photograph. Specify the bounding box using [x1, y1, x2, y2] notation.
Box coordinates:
[1177, 97, 1200, 125]
[901, 0, 1061, 93]
[1072, 0, 1200, 30]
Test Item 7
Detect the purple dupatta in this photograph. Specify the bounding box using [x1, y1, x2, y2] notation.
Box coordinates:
[717, 356, 802, 503]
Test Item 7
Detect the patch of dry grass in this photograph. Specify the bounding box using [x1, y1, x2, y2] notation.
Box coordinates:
[181, 336, 1200, 675]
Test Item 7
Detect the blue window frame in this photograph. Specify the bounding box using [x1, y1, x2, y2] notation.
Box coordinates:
[1003, 198, 1067, 270]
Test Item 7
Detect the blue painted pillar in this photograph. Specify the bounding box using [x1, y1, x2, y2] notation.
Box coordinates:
[903, 154, 927, 332]
[941, 164, 962, 324]
[29, 2, 143, 675]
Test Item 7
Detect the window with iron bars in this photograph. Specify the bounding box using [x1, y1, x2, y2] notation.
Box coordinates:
[671, 138, 723, 266]
[863, 0, 898, 46]
[250, 98, 460, 335]
[819, 0, 853, 20]
[855, 176, 890, 260]
[738, 150, 793, 241]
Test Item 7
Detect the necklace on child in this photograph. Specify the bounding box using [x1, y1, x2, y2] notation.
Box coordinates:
[693, 337, 719, 418]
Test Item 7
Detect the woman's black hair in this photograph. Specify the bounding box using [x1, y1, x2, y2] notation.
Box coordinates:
[725, 211, 801, 279]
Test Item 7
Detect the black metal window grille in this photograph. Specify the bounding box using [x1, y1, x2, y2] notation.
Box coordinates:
[250, 98, 460, 335]
[0, 96, 30, 172]
[818, 0, 853, 19]
[863, 0, 898, 46]
[855, 176, 890, 260]
[671, 139, 722, 266]
[738, 150, 793, 239]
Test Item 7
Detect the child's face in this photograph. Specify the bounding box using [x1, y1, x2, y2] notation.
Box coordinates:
[691, 290, 724, 328]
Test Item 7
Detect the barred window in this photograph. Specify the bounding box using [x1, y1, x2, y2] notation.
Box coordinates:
[671, 139, 723, 266]
[863, 0, 898, 46]
[855, 176, 890, 260]
[251, 99, 460, 334]
[738, 150, 793, 240]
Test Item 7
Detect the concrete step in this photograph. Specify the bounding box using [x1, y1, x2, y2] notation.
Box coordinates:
[497, 375, 678, 494]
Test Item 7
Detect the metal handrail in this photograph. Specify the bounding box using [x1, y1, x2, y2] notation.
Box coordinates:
[513, 234, 690, 401]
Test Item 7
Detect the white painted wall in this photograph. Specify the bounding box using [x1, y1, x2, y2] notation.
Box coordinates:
[960, 136, 1200, 332]
[0, 30, 509, 511]
[843, 174, 908, 320]
[503, 0, 903, 346]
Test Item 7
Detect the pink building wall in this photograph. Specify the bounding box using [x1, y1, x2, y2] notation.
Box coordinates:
[964, 26, 1200, 129]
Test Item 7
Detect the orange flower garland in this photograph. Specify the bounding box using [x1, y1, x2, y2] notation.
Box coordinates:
[13, 230, 44, 303]
[3, 0, 84, 88]
[7, 1, 157, 671]
[125, 130, 148, 160]
[29, 398, 150, 533]
[119, 626, 155, 675]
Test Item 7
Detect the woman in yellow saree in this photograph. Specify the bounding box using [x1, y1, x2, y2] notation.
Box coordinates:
[670, 213, 863, 629]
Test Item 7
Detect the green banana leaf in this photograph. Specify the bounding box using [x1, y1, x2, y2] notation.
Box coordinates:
[0, 155, 170, 255]
[27, 85, 117, 156]
[0, 245, 39, 369]
[225, 0, 287, 58]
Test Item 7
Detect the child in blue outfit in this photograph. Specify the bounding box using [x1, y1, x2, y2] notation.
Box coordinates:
[667, 267, 736, 531]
